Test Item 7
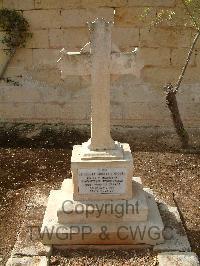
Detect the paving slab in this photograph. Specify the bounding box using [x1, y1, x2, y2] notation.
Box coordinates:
[6, 256, 48, 266]
[157, 252, 199, 266]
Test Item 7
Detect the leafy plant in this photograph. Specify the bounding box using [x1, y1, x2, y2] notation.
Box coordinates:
[0, 8, 32, 81]
[0, 8, 32, 53]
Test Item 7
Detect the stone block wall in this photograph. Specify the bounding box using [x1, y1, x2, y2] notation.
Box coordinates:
[0, 0, 200, 128]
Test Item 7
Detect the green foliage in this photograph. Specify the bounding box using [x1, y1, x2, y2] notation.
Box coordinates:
[142, 8, 176, 27]
[182, 0, 200, 29]
[142, 0, 200, 30]
[0, 8, 32, 53]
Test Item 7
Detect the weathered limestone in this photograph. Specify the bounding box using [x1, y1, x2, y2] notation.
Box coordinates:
[141, 66, 179, 84]
[41, 178, 164, 245]
[127, 0, 176, 7]
[171, 48, 196, 66]
[157, 252, 199, 266]
[4, 48, 33, 68]
[26, 30, 49, 49]
[71, 143, 133, 200]
[23, 10, 62, 30]
[154, 203, 191, 252]
[61, 8, 114, 28]
[139, 28, 192, 48]
[58, 178, 148, 223]
[112, 27, 139, 51]
[0, 32, 6, 49]
[58, 18, 141, 151]
[41, 18, 164, 248]
[32, 49, 60, 67]
[81, 0, 126, 8]
[58, 19, 139, 201]
[1, 0, 200, 128]
[89, 19, 115, 150]
[114, 7, 156, 27]
[6, 256, 48, 266]
[3, 0, 34, 10]
[0, 50, 10, 75]
[139, 48, 171, 66]
[35, 0, 123, 9]
[49, 28, 89, 50]
[34, 0, 66, 9]
[123, 102, 171, 126]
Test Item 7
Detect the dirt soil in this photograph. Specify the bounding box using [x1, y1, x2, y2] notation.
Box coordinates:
[0, 129, 199, 265]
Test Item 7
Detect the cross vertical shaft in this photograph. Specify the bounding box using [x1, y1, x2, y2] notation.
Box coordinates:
[88, 18, 115, 151]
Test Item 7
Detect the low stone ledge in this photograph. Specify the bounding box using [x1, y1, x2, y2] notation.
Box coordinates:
[157, 252, 199, 266]
[6, 256, 49, 266]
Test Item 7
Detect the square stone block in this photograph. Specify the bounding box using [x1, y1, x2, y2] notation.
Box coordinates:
[71, 143, 133, 200]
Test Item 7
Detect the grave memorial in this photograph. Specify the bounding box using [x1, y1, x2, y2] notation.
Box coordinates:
[41, 18, 164, 246]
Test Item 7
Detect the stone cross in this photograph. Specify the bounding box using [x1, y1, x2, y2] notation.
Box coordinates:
[58, 18, 139, 152]
[41, 19, 164, 247]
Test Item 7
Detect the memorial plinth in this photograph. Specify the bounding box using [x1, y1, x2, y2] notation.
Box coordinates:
[41, 18, 164, 247]
[71, 142, 133, 200]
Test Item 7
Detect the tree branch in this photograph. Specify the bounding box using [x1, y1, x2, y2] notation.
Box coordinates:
[173, 0, 200, 93]
[174, 30, 200, 93]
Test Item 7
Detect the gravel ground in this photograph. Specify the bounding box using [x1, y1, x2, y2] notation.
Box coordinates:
[50, 249, 157, 266]
[0, 131, 199, 265]
[132, 147, 200, 254]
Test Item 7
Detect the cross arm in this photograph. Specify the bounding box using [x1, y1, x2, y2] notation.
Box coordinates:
[58, 50, 140, 78]
[57, 51, 91, 77]
[111, 52, 138, 75]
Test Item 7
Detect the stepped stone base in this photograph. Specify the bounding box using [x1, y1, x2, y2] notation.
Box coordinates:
[41, 178, 164, 246]
[80, 140, 124, 160]
[58, 178, 148, 223]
